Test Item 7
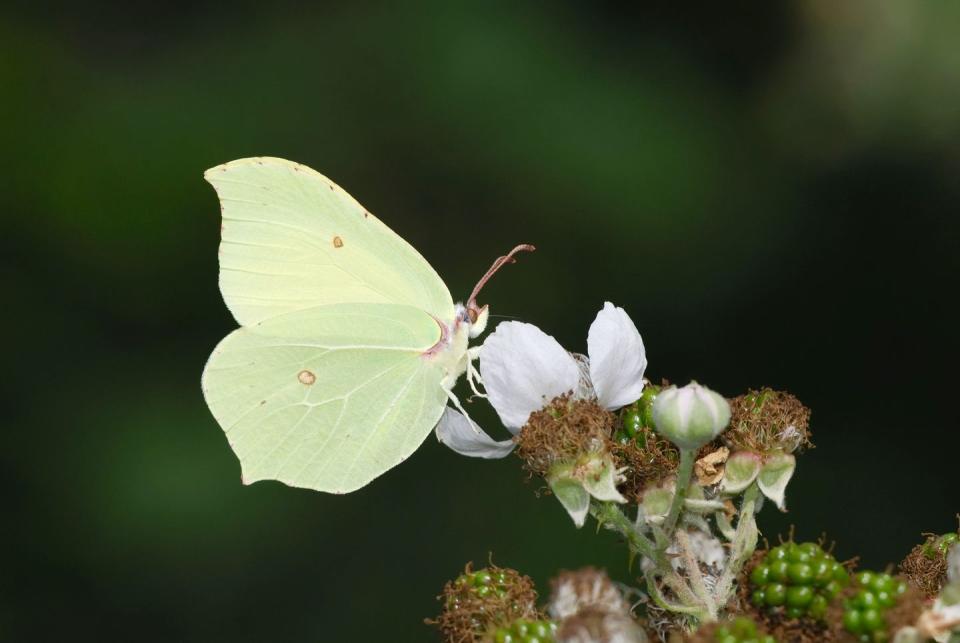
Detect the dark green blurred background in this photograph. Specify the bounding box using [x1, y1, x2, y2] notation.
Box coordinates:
[2, 2, 958, 641]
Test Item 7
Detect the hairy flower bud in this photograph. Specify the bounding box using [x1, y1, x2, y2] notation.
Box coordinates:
[651, 382, 730, 450]
[548, 567, 629, 620]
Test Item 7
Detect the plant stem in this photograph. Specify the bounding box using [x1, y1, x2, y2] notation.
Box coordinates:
[591, 501, 660, 564]
[663, 448, 695, 535]
[645, 569, 707, 619]
[676, 529, 718, 621]
[715, 510, 736, 541]
[594, 502, 715, 621]
[712, 483, 760, 610]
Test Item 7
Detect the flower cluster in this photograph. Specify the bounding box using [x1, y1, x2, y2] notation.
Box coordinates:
[437, 302, 648, 526]
[425, 301, 958, 643]
[431, 564, 647, 643]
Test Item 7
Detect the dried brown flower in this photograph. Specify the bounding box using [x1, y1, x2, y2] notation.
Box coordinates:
[429, 562, 539, 643]
[725, 388, 812, 455]
[515, 395, 616, 476]
[900, 537, 951, 599]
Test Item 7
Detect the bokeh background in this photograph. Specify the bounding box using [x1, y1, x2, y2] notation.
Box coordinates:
[3, 2, 958, 640]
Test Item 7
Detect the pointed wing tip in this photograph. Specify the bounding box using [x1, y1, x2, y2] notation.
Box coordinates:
[205, 157, 305, 178]
[203, 161, 234, 182]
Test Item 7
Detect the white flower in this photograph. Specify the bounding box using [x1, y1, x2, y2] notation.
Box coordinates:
[434, 407, 515, 459]
[436, 302, 647, 459]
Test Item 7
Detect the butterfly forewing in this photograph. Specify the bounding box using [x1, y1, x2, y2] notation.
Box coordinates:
[206, 157, 455, 326]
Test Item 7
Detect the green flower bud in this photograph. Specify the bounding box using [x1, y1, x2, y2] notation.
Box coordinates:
[651, 382, 731, 450]
[640, 482, 675, 526]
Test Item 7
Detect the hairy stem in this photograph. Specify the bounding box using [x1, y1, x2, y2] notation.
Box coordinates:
[593, 502, 718, 620]
[663, 448, 696, 535]
[713, 483, 760, 610]
[591, 501, 659, 563]
[715, 510, 737, 541]
[645, 569, 707, 619]
[676, 529, 718, 621]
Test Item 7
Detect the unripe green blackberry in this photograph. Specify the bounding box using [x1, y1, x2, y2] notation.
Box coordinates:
[489, 618, 557, 643]
[449, 568, 513, 603]
[713, 616, 776, 643]
[840, 571, 908, 642]
[748, 542, 849, 620]
[615, 385, 660, 445]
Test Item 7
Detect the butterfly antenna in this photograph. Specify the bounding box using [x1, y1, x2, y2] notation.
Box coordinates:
[467, 244, 535, 317]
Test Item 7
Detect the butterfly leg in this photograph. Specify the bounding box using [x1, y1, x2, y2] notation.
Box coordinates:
[465, 347, 487, 398]
[443, 387, 482, 435]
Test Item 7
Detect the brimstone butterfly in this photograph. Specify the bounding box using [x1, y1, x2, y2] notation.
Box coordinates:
[201, 157, 532, 493]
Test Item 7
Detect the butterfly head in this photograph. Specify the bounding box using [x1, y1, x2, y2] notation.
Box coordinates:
[455, 302, 490, 339]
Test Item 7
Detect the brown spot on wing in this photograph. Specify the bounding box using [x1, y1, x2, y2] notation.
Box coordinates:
[298, 369, 316, 385]
[333, 235, 344, 248]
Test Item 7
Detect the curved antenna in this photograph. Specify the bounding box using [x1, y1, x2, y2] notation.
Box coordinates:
[466, 244, 535, 319]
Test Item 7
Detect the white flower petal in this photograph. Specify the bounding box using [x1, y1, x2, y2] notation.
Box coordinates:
[480, 321, 580, 430]
[435, 408, 515, 459]
[570, 352, 596, 400]
[587, 302, 647, 410]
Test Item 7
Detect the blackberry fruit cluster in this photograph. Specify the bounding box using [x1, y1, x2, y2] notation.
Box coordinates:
[749, 541, 850, 620]
[841, 571, 908, 642]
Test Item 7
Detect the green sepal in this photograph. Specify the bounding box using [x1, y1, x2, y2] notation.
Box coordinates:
[757, 452, 796, 511]
[547, 466, 591, 528]
[577, 454, 627, 504]
[640, 483, 674, 525]
[721, 450, 762, 494]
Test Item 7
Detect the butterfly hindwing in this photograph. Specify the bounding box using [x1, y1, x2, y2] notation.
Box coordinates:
[201, 302, 448, 493]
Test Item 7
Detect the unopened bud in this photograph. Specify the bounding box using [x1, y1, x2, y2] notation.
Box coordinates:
[651, 382, 730, 450]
